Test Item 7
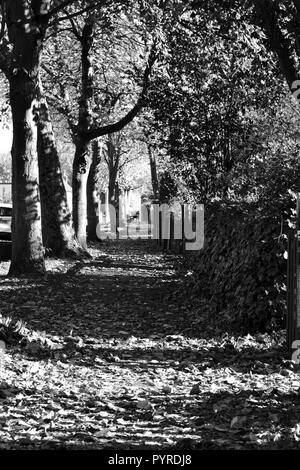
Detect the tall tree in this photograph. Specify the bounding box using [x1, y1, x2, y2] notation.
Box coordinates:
[43, 8, 158, 248]
[147, 143, 159, 201]
[0, 0, 102, 275]
[4, 1, 49, 276]
[87, 138, 102, 241]
[72, 15, 96, 249]
[145, 1, 283, 202]
[74, 25, 156, 247]
[38, 87, 85, 256]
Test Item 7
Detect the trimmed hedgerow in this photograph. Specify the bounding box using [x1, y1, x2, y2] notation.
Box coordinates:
[186, 200, 289, 333]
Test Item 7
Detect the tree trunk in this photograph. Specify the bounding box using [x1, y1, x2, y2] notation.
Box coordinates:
[37, 86, 85, 257]
[5, 1, 48, 276]
[108, 166, 119, 234]
[87, 139, 102, 241]
[72, 18, 95, 249]
[148, 144, 159, 201]
[105, 133, 121, 233]
[9, 71, 45, 276]
[73, 139, 91, 249]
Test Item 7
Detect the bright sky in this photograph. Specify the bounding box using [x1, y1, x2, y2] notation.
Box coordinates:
[0, 127, 12, 153]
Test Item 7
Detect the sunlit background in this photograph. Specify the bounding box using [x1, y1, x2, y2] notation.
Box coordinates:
[0, 126, 12, 153]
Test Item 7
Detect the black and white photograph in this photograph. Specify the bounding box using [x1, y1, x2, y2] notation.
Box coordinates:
[0, 0, 299, 458]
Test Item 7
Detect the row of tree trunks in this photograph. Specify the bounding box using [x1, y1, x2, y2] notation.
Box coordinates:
[6, 1, 89, 275]
[69, 18, 157, 249]
[4, 5, 156, 275]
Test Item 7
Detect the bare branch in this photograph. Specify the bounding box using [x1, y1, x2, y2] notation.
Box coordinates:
[47, 0, 79, 19]
[84, 39, 158, 140]
[64, 10, 82, 41]
[49, 3, 102, 26]
[119, 156, 138, 170]
[45, 26, 75, 40]
[42, 63, 77, 135]
[103, 150, 109, 165]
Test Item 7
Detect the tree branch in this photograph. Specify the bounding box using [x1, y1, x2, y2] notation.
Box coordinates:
[47, 0, 79, 19]
[42, 63, 78, 135]
[48, 1, 108, 26]
[119, 156, 138, 170]
[83, 40, 158, 141]
[64, 10, 82, 41]
[50, 5, 93, 25]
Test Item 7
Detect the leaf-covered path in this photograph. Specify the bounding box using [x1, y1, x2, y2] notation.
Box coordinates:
[0, 240, 298, 449]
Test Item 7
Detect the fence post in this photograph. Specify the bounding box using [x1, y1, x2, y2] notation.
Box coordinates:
[162, 207, 169, 250]
[169, 212, 174, 251]
[158, 210, 162, 248]
[147, 204, 151, 240]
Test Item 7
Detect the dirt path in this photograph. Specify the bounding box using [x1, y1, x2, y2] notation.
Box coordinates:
[0, 240, 297, 449]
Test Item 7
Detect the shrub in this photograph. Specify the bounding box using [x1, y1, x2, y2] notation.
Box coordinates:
[187, 200, 289, 333]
